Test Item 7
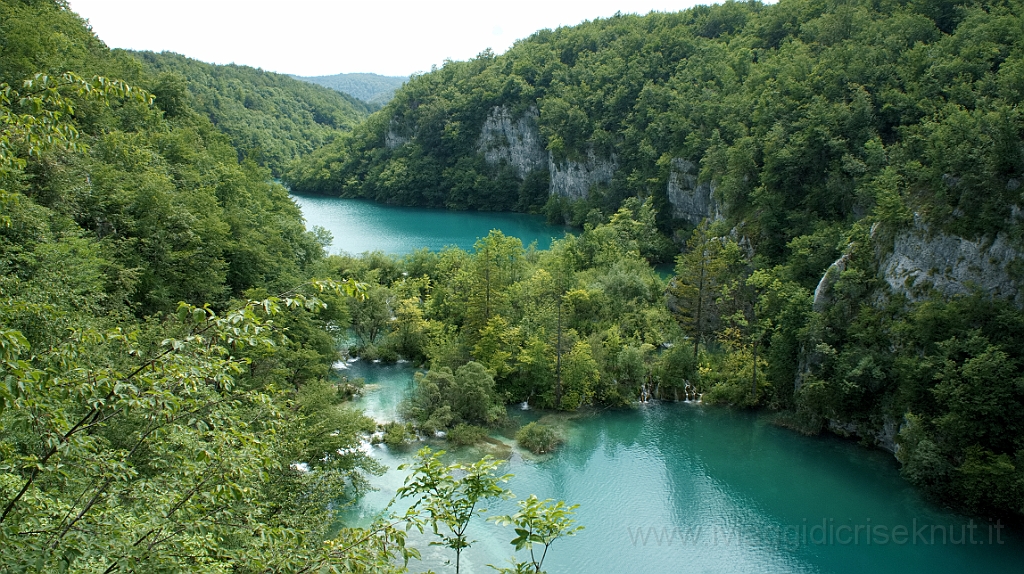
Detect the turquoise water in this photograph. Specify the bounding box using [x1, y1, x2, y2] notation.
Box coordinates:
[290, 194, 568, 255]
[336, 361, 1023, 574]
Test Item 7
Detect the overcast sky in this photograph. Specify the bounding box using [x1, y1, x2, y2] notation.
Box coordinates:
[67, 1, 715, 77]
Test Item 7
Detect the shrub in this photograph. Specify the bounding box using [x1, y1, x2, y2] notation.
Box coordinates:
[376, 421, 415, 447]
[447, 423, 488, 446]
[515, 422, 561, 454]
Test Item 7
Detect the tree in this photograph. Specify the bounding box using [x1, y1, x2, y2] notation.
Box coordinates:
[404, 361, 504, 433]
[0, 72, 152, 175]
[1, 71, 151, 227]
[350, 282, 395, 348]
[670, 220, 741, 356]
[388, 296, 431, 362]
[464, 231, 524, 334]
[398, 448, 511, 574]
[557, 340, 599, 411]
[474, 315, 523, 379]
[515, 422, 561, 455]
[490, 495, 583, 574]
[607, 197, 675, 263]
[0, 284, 380, 572]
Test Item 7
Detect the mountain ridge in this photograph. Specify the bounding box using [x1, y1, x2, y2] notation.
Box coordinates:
[291, 71, 407, 107]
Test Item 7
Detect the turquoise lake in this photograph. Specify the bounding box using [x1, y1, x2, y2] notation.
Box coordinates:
[337, 361, 1022, 574]
[290, 193, 568, 254]
[296, 196, 1023, 573]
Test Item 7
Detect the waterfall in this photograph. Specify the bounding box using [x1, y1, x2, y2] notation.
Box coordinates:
[683, 382, 700, 403]
[639, 378, 653, 403]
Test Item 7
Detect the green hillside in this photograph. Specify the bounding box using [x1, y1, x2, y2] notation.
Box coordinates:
[286, 0, 1024, 245]
[292, 71, 408, 107]
[128, 50, 372, 175]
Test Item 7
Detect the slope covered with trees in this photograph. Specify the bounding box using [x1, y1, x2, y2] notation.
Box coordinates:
[287, 0, 1024, 244]
[0, 0, 377, 568]
[128, 50, 372, 176]
[286, 0, 1024, 520]
[291, 72, 408, 107]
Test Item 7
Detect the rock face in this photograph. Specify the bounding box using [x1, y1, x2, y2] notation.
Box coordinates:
[549, 150, 618, 199]
[827, 415, 901, 454]
[666, 158, 722, 226]
[800, 218, 1024, 454]
[473, 108, 729, 214]
[880, 220, 1024, 306]
[476, 105, 617, 200]
[472, 108, 731, 216]
[476, 106, 547, 178]
[385, 126, 409, 150]
[812, 252, 852, 313]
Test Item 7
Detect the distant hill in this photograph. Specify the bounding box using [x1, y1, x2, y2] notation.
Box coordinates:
[128, 50, 372, 176]
[291, 72, 407, 107]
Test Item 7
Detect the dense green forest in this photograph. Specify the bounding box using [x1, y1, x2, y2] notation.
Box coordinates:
[291, 72, 408, 108]
[287, 0, 1024, 244]
[287, 0, 1024, 520]
[128, 50, 372, 176]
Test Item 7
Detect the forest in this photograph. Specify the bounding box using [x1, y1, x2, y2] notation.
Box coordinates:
[2, 0, 1024, 571]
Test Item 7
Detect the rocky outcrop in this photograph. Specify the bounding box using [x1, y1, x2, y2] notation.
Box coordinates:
[792, 249, 853, 390]
[476, 106, 547, 178]
[475, 105, 616, 199]
[384, 126, 409, 149]
[799, 217, 1024, 455]
[880, 220, 1024, 306]
[474, 108, 733, 214]
[666, 158, 722, 226]
[827, 415, 901, 454]
[812, 251, 852, 313]
[549, 150, 618, 200]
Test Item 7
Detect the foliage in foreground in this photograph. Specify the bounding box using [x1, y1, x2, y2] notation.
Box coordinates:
[397, 448, 582, 574]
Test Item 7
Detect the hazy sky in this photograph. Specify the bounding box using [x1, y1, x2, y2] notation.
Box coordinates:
[67, 1, 713, 77]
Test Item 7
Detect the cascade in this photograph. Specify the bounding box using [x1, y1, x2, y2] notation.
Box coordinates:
[638, 378, 653, 402]
[682, 382, 701, 403]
